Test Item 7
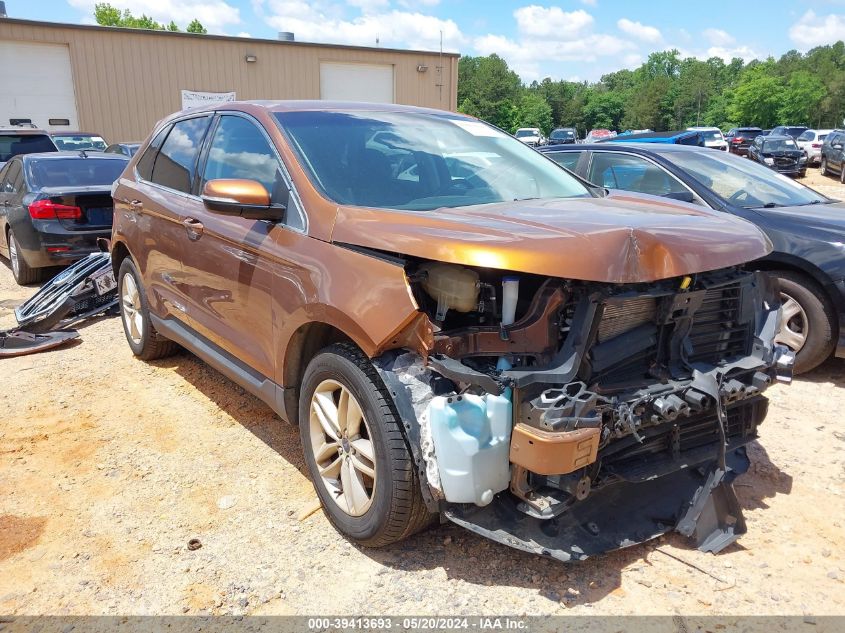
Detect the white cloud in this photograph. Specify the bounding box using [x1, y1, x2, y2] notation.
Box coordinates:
[237, 31, 252, 37]
[514, 6, 593, 39]
[703, 28, 734, 47]
[474, 31, 634, 82]
[617, 18, 661, 43]
[705, 45, 758, 63]
[261, 1, 463, 51]
[580, 0, 597, 5]
[68, 0, 240, 32]
[789, 10, 845, 49]
[622, 53, 643, 68]
[346, 0, 389, 13]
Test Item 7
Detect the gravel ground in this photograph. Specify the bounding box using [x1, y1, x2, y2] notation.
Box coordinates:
[1, 170, 844, 617]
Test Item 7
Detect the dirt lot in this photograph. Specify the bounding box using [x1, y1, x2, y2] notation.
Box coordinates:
[1, 169, 844, 617]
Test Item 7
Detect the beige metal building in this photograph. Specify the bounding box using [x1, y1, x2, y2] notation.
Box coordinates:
[0, 17, 459, 143]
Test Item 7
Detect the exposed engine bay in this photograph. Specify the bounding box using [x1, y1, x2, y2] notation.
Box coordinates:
[376, 259, 794, 561]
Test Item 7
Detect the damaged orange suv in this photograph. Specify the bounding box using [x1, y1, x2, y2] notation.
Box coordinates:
[111, 102, 793, 561]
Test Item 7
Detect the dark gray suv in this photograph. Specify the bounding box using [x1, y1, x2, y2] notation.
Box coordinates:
[820, 129, 845, 182]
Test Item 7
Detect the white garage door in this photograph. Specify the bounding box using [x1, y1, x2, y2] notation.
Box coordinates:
[0, 41, 80, 131]
[320, 62, 394, 104]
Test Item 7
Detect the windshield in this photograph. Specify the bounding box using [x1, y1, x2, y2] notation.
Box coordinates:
[515, 129, 537, 138]
[0, 134, 57, 162]
[737, 129, 762, 138]
[52, 135, 107, 151]
[551, 129, 574, 139]
[28, 157, 128, 188]
[275, 111, 590, 211]
[797, 131, 814, 141]
[664, 149, 827, 208]
[763, 138, 798, 152]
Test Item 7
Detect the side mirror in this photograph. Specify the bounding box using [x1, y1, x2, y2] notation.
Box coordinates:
[664, 190, 695, 203]
[201, 179, 284, 221]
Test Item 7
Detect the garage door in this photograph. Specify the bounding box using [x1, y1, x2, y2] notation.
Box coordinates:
[0, 42, 80, 131]
[320, 62, 394, 104]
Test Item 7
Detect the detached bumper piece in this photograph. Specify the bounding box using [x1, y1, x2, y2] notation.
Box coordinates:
[15, 253, 117, 334]
[444, 447, 750, 562]
[0, 330, 79, 358]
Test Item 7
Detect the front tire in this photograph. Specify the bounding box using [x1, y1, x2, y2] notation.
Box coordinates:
[118, 257, 178, 360]
[299, 343, 433, 547]
[772, 271, 836, 374]
[8, 230, 45, 285]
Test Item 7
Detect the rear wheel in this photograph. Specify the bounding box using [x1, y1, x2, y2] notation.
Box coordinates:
[118, 257, 178, 360]
[772, 271, 836, 374]
[8, 230, 44, 286]
[821, 156, 829, 175]
[299, 343, 433, 547]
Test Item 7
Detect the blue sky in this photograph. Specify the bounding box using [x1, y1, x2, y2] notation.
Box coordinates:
[8, 1, 845, 81]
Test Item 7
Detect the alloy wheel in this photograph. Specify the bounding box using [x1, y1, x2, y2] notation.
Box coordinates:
[121, 272, 144, 345]
[8, 233, 19, 278]
[308, 378, 377, 517]
[775, 291, 808, 353]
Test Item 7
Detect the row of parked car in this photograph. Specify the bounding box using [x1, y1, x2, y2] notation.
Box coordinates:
[521, 124, 844, 181]
[0, 101, 839, 562]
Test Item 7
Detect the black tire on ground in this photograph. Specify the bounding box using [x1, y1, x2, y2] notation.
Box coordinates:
[839, 165, 844, 184]
[8, 230, 45, 286]
[821, 156, 828, 176]
[773, 271, 837, 374]
[117, 257, 178, 360]
[299, 342, 434, 547]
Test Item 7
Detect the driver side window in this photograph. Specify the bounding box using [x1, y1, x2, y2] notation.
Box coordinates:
[587, 152, 690, 199]
[202, 115, 304, 231]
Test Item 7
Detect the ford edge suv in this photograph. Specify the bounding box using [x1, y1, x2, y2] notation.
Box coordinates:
[110, 101, 792, 561]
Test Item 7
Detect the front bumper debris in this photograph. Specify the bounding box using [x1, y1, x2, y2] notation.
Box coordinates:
[444, 447, 751, 562]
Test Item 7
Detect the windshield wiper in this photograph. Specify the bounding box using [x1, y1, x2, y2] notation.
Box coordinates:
[760, 202, 782, 208]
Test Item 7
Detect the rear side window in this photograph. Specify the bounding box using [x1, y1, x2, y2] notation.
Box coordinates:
[798, 131, 814, 141]
[546, 151, 582, 171]
[136, 126, 171, 181]
[1, 161, 22, 193]
[0, 134, 57, 162]
[588, 152, 688, 197]
[150, 116, 211, 194]
[28, 158, 128, 189]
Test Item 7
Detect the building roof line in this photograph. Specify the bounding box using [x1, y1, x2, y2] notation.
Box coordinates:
[0, 17, 461, 58]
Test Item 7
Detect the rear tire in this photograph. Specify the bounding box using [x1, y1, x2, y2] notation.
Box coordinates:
[299, 342, 434, 547]
[8, 230, 45, 286]
[772, 271, 836, 374]
[821, 156, 828, 176]
[118, 257, 178, 360]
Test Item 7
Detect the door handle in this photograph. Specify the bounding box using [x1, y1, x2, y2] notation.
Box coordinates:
[182, 217, 204, 240]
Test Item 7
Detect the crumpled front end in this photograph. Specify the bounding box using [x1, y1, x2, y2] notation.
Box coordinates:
[376, 263, 793, 561]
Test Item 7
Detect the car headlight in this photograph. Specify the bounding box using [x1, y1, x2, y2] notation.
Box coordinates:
[764, 157, 775, 165]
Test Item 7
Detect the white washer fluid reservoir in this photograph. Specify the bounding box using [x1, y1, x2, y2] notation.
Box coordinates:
[427, 392, 512, 506]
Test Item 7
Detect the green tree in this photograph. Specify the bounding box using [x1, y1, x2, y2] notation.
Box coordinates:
[187, 19, 207, 34]
[583, 90, 626, 131]
[457, 54, 523, 130]
[93, 3, 207, 33]
[778, 71, 826, 125]
[729, 63, 785, 127]
[513, 93, 553, 134]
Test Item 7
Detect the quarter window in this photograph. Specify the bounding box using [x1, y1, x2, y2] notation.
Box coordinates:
[588, 153, 688, 198]
[150, 116, 211, 194]
[1, 161, 22, 193]
[136, 125, 171, 182]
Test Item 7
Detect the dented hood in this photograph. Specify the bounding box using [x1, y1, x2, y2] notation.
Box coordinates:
[331, 192, 772, 283]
